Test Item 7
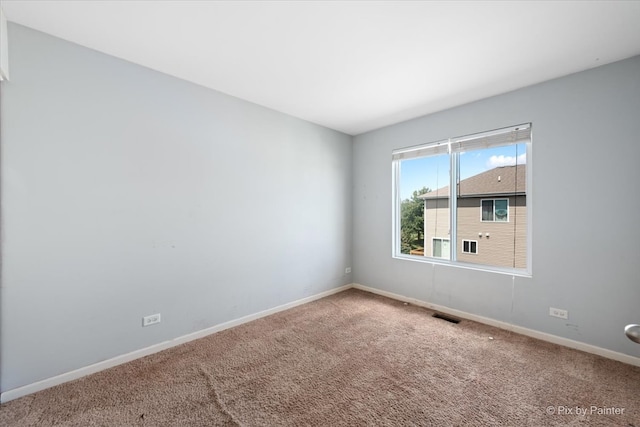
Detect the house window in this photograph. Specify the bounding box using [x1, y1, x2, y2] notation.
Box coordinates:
[462, 240, 477, 254]
[481, 199, 509, 222]
[432, 238, 450, 259]
[392, 123, 531, 275]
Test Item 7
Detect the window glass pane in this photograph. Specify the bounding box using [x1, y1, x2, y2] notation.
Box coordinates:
[481, 200, 493, 221]
[495, 199, 508, 222]
[441, 239, 450, 260]
[456, 143, 527, 269]
[433, 239, 441, 258]
[394, 125, 529, 273]
[399, 154, 449, 257]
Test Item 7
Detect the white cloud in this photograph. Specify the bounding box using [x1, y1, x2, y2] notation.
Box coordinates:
[487, 152, 526, 168]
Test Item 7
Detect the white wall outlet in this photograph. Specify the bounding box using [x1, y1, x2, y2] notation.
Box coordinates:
[142, 313, 161, 327]
[549, 307, 568, 319]
[345, 267, 351, 274]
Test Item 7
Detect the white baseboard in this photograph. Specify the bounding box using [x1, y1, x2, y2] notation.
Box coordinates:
[351, 283, 640, 368]
[0, 284, 353, 403]
[4, 282, 637, 403]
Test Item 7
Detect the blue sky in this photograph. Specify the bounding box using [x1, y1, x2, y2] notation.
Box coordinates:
[399, 143, 526, 200]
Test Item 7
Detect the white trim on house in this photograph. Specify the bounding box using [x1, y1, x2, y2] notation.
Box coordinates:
[462, 239, 478, 254]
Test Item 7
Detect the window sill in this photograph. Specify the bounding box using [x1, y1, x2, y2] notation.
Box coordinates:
[392, 253, 532, 278]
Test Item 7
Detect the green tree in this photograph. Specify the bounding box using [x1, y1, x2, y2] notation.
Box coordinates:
[400, 187, 430, 254]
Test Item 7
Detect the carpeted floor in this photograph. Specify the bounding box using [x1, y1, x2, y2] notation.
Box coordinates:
[1, 288, 639, 426]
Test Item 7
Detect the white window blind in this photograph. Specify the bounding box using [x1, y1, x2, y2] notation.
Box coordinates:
[392, 124, 531, 161]
[451, 124, 531, 153]
[391, 139, 449, 161]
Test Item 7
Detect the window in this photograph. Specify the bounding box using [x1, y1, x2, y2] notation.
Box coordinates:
[392, 124, 531, 274]
[481, 199, 508, 222]
[462, 240, 477, 254]
[432, 238, 450, 259]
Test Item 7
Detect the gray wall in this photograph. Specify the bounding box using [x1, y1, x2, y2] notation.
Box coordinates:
[2, 22, 638, 395]
[0, 24, 352, 392]
[353, 55, 640, 358]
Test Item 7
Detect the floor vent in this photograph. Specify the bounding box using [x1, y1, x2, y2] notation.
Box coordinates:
[432, 313, 461, 324]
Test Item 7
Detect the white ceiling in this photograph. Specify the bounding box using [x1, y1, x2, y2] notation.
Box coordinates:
[2, 1, 640, 135]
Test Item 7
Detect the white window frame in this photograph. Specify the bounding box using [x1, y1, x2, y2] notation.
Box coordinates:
[431, 237, 450, 259]
[391, 123, 532, 277]
[481, 199, 509, 222]
[462, 239, 478, 254]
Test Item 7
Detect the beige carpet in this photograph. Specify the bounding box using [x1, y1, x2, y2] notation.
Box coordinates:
[1, 288, 639, 426]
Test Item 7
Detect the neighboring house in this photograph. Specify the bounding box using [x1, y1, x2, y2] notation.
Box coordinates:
[419, 165, 526, 269]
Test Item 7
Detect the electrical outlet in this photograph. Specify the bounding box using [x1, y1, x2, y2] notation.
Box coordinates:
[549, 307, 568, 319]
[345, 267, 351, 274]
[143, 313, 161, 327]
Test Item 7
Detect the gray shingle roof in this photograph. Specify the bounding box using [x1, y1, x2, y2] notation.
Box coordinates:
[419, 165, 526, 199]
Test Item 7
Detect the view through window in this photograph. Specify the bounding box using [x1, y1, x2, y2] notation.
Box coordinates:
[393, 124, 531, 273]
